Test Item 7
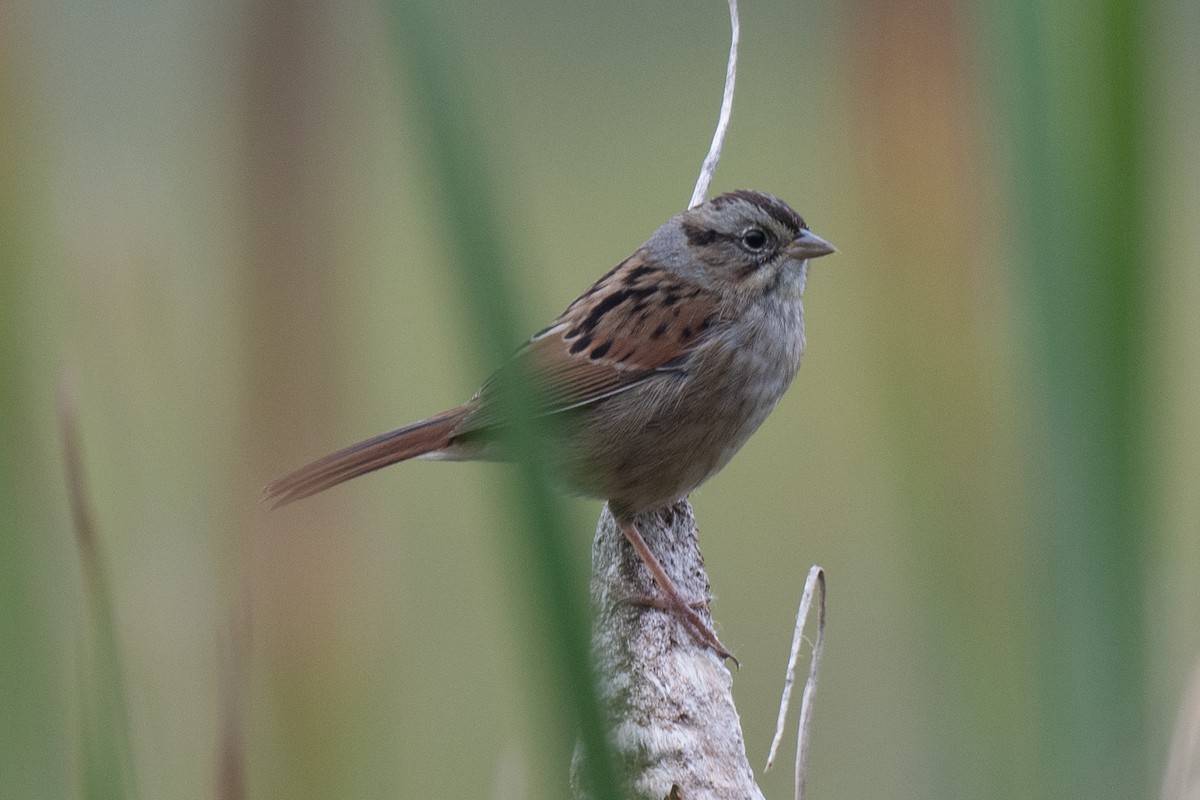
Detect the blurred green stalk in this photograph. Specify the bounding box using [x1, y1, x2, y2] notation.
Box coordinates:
[382, 4, 622, 799]
[993, 0, 1149, 797]
[0, 40, 72, 800]
[61, 382, 139, 800]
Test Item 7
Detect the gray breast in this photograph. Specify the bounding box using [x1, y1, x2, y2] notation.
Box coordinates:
[565, 297, 805, 514]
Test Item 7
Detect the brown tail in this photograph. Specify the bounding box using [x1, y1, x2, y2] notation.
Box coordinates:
[263, 408, 466, 508]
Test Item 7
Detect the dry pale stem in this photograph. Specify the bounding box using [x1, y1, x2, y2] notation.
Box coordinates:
[1162, 658, 1200, 800]
[571, 502, 764, 800]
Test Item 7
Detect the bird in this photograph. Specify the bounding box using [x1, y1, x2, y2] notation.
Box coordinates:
[264, 189, 835, 660]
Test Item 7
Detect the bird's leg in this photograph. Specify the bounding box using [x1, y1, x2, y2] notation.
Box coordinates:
[615, 516, 735, 663]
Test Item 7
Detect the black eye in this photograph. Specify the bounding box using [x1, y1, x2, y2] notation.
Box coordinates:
[740, 228, 768, 252]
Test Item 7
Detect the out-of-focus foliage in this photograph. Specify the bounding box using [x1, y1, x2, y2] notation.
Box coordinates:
[1, 1, 1196, 799]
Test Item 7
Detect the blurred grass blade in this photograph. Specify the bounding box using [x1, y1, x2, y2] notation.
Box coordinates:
[992, 0, 1150, 797]
[0, 37, 72, 797]
[381, 3, 622, 799]
[216, 588, 250, 800]
[59, 374, 138, 800]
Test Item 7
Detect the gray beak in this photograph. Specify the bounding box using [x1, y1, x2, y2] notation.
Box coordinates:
[788, 229, 836, 260]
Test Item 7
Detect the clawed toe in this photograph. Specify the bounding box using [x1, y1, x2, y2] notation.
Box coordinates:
[676, 601, 737, 665]
[620, 592, 737, 665]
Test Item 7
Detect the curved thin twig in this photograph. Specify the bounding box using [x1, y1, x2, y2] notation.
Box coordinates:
[766, 565, 827, 800]
[689, 0, 739, 209]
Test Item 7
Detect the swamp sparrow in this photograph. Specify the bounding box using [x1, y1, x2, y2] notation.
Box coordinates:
[265, 189, 835, 660]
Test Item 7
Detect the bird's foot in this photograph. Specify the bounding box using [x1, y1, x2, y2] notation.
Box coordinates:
[624, 592, 737, 665]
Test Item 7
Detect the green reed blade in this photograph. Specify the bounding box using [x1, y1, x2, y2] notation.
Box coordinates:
[60, 382, 138, 800]
[989, 0, 1150, 796]
[381, 3, 623, 798]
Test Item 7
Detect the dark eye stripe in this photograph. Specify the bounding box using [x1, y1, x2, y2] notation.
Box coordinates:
[681, 220, 719, 248]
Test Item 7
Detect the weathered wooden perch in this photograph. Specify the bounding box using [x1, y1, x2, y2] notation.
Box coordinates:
[571, 501, 764, 800]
